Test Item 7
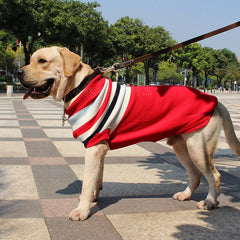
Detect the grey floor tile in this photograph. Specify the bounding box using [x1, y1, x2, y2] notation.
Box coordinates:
[98, 196, 198, 215]
[137, 141, 174, 155]
[19, 120, 39, 126]
[25, 141, 62, 157]
[31, 165, 81, 199]
[219, 170, 240, 192]
[107, 207, 240, 240]
[0, 200, 43, 218]
[0, 218, 51, 240]
[16, 114, 32, 118]
[21, 128, 48, 138]
[46, 216, 123, 240]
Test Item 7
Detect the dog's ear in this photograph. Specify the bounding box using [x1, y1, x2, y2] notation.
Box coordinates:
[58, 47, 81, 77]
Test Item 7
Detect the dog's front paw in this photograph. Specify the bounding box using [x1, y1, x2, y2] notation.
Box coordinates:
[172, 191, 191, 201]
[68, 207, 90, 221]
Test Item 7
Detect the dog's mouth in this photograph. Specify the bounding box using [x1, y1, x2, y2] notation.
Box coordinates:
[22, 79, 55, 100]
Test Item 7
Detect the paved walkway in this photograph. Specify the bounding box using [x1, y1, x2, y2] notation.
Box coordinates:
[0, 92, 240, 240]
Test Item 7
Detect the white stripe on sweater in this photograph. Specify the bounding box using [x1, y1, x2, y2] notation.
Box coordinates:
[110, 84, 131, 134]
[100, 82, 128, 132]
[68, 79, 131, 143]
[68, 79, 109, 132]
[80, 81, 119, 141]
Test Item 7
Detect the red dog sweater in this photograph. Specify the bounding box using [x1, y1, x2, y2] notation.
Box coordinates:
[65, 75, 218, 149]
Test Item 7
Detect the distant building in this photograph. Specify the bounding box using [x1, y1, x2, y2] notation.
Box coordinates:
[238, 57, 240, 62]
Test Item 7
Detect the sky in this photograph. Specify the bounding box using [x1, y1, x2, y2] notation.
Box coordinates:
[85, 0, 240, 57]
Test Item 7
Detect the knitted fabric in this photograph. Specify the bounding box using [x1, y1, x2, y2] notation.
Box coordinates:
[65, 75, 218, 149]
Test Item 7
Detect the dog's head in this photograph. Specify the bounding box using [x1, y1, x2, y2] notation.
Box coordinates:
[18, 47, 82, 101]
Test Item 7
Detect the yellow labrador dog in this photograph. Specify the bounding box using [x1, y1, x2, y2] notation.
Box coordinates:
[18, 46, 240, 221]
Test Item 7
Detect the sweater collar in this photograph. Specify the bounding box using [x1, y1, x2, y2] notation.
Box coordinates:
[64, 74, 105, 116]
[63, 69, 101, 103]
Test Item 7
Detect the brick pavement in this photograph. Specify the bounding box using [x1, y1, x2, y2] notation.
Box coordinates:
[0, 93, 240, 240]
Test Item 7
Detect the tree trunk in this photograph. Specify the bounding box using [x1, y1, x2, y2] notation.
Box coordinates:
[217, 77, 223, 88]
[144, 63, 150, 85]
[203, 72, 208, 90]
[22, 37, 36, 65]
[23, 43, 30, 65]
[125, 67, 131, 84]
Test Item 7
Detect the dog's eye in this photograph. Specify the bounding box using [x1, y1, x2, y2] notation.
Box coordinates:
[38, 58, 47, 64]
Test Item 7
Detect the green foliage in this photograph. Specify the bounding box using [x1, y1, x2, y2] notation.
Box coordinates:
[0, 0, 42, 63]
[0, 0, 110, 65]
[174, 43, 240, 88]
[0, 45, 16, 73]
[110, 17, 174, 84]
[224, 64, 240, 84]
[0, 30, 16, 51]
[0, 30, 24, 76]
[158, 61, 184, 84]
[129, 62, 145, 83]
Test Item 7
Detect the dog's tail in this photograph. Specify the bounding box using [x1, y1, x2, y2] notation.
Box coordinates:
[217, 102, 240, 156]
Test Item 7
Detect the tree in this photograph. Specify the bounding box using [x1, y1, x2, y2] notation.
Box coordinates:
[175, 43, 202, 86]
[0, 30, 20, 79]
[71, 2, 115, 66]
[0, 0, 109, 65]
[0, 47, 15, 73]
[140, 26, 175, 85]
[223, 64, 240, 89]
[0, 30, 16, 51]
[193, 47, 216, 88]
[37, 0, 109, 64]
[158, 61, 184, 84]
[111, 17, 174, 84]
[0, 0, 44, 64]
[214, 48, 239, 87]
[37, 1, 114, 67]
[110, 17, 145, 83]
[0, 32, 16, 71]
[129, 62, 145, 84]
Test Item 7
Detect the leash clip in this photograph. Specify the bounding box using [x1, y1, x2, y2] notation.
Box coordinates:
[102, 65, 117, 74]
[62, 114, 67, 127]
[62, 97, 67, 127]
[98, 63, 125, 75]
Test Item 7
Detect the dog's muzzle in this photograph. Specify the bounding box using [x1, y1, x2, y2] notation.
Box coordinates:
[17, 69, 54, 100]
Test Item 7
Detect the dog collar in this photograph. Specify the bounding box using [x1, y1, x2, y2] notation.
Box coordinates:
[63, 69, 101, 103]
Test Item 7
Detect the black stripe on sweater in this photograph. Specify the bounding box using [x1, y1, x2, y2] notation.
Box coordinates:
[83, 83, 121, 147]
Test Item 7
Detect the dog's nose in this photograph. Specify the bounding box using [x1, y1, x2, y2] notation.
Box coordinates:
[17, 69, 25, 79]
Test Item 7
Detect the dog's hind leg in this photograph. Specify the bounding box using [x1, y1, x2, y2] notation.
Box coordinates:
[69, 140, 109, 221]
[183, 113, 222, 210]
[168, 136, 202, 201]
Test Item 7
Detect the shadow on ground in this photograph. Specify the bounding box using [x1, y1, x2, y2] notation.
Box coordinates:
[173, 206, 240, 240]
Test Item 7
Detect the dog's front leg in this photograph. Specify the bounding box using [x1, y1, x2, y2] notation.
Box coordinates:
[69, 140, 109, 221]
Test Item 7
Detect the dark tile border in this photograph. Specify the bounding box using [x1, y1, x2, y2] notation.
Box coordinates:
[0, 157, 28, 165]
